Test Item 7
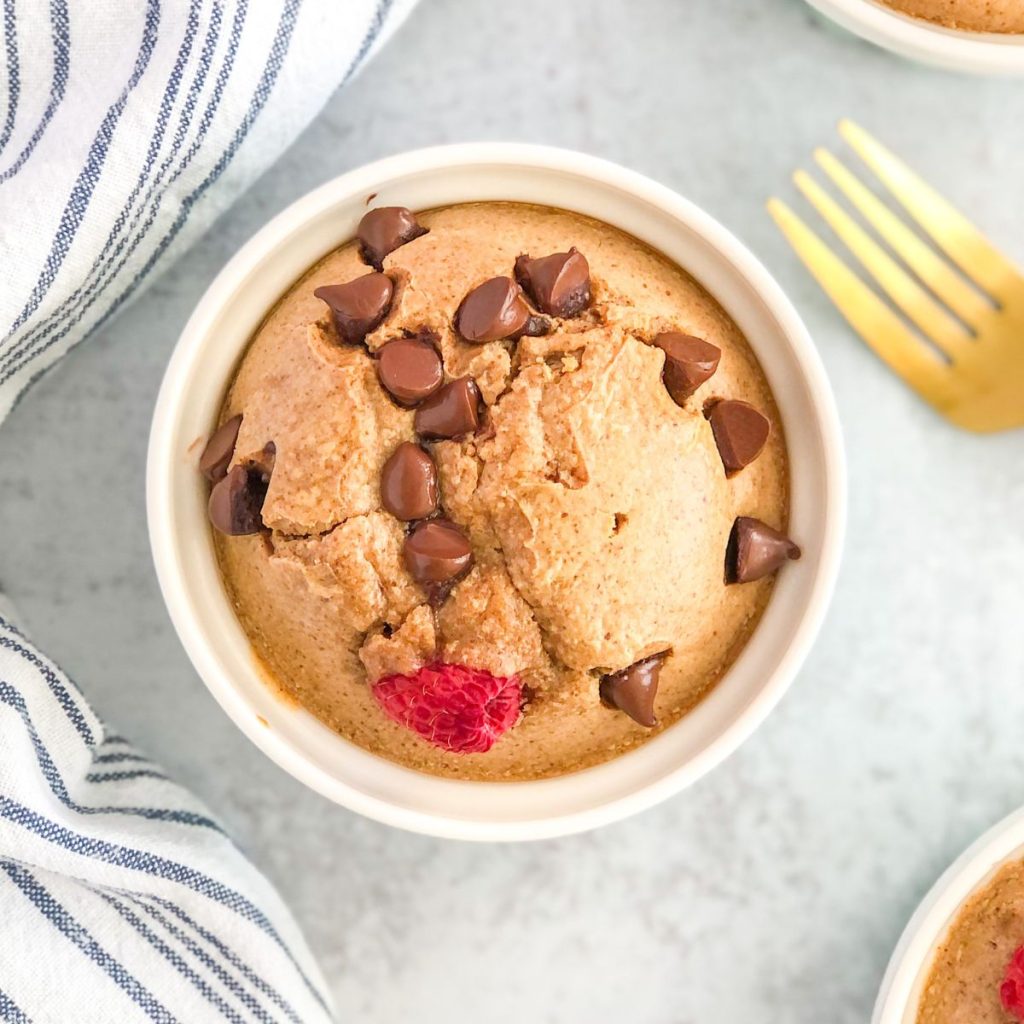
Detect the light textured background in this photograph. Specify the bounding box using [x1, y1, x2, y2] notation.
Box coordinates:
[2, 1, 1024, 1020]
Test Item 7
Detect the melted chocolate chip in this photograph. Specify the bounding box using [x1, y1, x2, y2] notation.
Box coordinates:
[208, 465, 268, 536]
[313, 273, 393, 345]
[403, 518, 474, 604]
[599, 652, 668, 728]
[357, 207, 427, 270]
[455, 276, 547, 343]
[706, 399, 770, 474]
[380, 442, 439, 522]
[199, 414, 242, 482]
[726, 517, 800, 584]
[376, 335, 444, 407]
[514, 248, 591, 317]
[653, 333, 721, 405]
[414, 377, 481, 440]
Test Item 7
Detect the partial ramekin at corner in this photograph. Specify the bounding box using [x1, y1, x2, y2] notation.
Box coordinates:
[146, 144, 845, 841]
[874, 806, 1024, 1024]
[805, 0, 1024, 74]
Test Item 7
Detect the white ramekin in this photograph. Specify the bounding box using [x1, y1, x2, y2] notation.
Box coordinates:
[147, 144, 845, 841]
[806, 0, 1024, 74]
[874, 806, 1024, 1022]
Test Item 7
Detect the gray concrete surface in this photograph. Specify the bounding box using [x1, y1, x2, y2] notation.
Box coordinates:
[2, 1, 1024, 1020]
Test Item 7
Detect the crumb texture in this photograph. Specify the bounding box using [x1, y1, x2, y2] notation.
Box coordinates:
[916, 859, 1024, 1023]
[880, 0, 1024, 32]
[214, 202, 789, 780]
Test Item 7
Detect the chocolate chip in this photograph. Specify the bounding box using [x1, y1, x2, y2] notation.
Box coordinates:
[313, 273, 393, 345]
[208, 465, 268, 536]
[414, 377, 481, 440]
[357, 207, 427, 270]
[514, 248, 591, 317]
[726, 517, 801, 584]
[376, 334, 444, 407]
[455, 276, 547, 343]
[599, 652, 668, 728]
[403, 518, 474, 604]
[706, 399, 770, 474]
[380, 442, 439, 522]
[199, 414, 242, 482]
[654, 333, 721, 405]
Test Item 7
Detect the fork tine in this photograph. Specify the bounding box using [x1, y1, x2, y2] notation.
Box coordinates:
[839, 120, 1021, 299]
[793, 170, 971, 361]
[813, 149, 993, 329]
[767, 198, 954, 413]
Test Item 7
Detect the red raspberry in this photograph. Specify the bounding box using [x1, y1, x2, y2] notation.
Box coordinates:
[1001, 944, 1024, 1020]
[372, 663, 522, 754]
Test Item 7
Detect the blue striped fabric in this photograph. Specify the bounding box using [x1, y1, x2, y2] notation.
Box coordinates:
[0, 611, 332, 1022]
[0, 0, 411, 414]
[0, 1, 416, 1019]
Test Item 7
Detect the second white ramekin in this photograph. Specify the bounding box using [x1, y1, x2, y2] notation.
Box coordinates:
[806, 0, 1024, 74]
[147, 144, 845, 840]
[874, 805, 1024, 1021]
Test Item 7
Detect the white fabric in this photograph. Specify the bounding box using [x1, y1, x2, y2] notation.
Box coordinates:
[0, 612, 332, 1024]
[0, 0, 414, 419]
[0, 1, 416, 1020]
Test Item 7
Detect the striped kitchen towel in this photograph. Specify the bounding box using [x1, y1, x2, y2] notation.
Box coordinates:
[0, 0, 414, 420]
[0, 1, 415, 1021]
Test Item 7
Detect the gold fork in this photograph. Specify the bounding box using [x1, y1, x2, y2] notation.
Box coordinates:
[768, 120, 1024, 433]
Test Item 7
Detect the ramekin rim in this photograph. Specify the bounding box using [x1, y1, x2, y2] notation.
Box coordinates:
[873, 804, 1024, 1022]
[146, 142, 846, 840]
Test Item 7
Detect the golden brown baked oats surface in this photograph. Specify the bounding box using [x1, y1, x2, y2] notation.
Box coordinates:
[880, 0, 1024, 33]
[916, 858, 1024, 1024]
[212, 202, 790, 780]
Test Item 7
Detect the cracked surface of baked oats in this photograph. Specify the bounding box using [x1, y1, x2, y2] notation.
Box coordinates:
[212, 202, 790, 780]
